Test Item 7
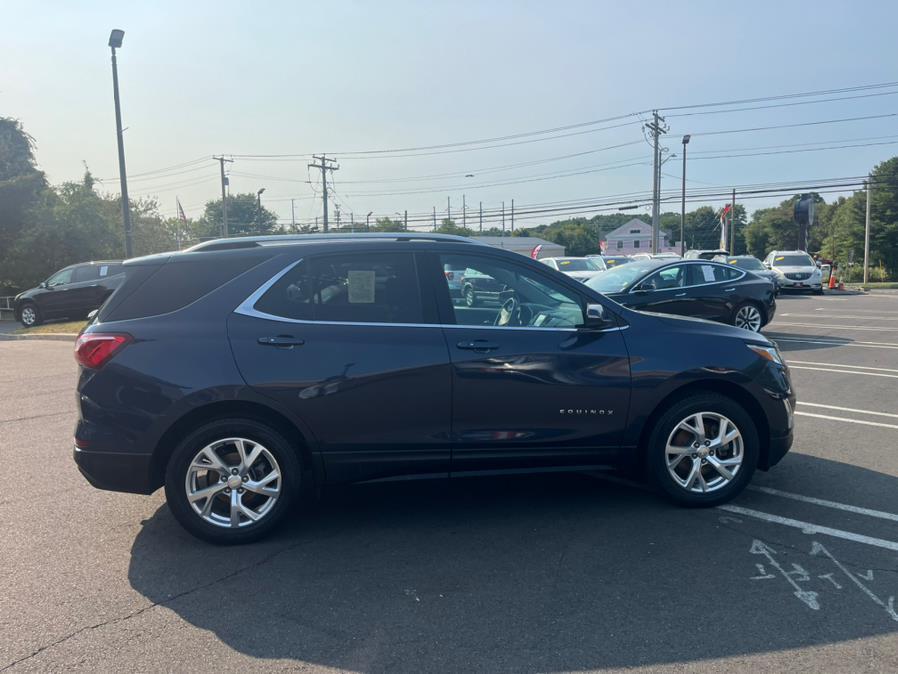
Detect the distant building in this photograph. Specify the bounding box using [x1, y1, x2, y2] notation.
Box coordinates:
[473, 236, 565, 258]
[604, 218, 681, 255]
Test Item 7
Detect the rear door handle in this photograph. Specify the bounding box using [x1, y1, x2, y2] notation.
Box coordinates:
[258, 335, 305, 347]
[724, 287, 736, 292]
[456, 340, 499, 352]
[674, 292, 686, 297]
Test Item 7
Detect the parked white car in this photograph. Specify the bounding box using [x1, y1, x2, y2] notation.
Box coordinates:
[763, 250, 823, 294]
[539, 256, 606, 282]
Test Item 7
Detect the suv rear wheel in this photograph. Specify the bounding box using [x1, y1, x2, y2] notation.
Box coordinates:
[164, 418, 300, 544]
[646, 394, 758, 506]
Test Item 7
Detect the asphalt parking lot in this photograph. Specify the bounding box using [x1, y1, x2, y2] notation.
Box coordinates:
[2, 291, 897, 672]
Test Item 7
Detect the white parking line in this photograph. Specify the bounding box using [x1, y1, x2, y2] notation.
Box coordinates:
[788, 360, 898, 374]
[774, 322, 898, 331]
[794, 411, 898, 429]
[781, 314, 898, 321]
[798, 401, 898, 419]
[773, 337, 898, 350]
[718, 504, 898, 552]
[747, 486, 898, 523]
[789, 366, 898, 379]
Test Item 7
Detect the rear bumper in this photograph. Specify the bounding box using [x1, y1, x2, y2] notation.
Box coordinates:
[74, 446, 156, 495]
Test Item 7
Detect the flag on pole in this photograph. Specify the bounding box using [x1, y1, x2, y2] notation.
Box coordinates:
[176, 198, 187, 223]
[719, 204, 732, 249]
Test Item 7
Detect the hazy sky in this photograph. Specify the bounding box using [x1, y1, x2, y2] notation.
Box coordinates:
[5, 0, 898, 230]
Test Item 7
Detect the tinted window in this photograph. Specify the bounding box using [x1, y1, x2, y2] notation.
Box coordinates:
[47, 268, 73, 286]
[643, 265, 685, 290]
[439, 254, 583, 328]
[255, 252, 423, 324]
[688, 264, 730, 285]
[102, 253, 267, 322]
[72, 265, 99, 283]
[556, 258, 602, 271]
[727, 257, 764, 271]
[98, 264, 122, 277]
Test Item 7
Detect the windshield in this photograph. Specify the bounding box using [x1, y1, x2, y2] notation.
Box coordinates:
[585, 260, 655, 293]
[728, 257, 765, 271]
[556, 258, 603, 271]
[771, 254, 815, 267]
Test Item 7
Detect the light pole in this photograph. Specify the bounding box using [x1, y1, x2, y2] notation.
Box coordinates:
[680, 135, 690, 256]
[366, 211, 373, 231]
[108, 29, 133, 258]
[256, 188, 266, 230]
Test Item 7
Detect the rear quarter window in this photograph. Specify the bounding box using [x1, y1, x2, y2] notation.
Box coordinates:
[100, 252, 268, 322]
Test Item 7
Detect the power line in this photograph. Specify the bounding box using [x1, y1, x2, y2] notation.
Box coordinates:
[664, 89, 898, 118]
[691, 112, 898, 137]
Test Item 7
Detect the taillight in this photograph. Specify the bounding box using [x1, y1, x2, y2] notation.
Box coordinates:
[75, 333, 131, 369]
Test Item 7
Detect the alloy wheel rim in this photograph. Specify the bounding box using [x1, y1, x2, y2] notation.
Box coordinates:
[735, 305, 762, 332]
[665, 412, 743, 494]
[185, 437, 282, 528]
[21, 307, 35, 325]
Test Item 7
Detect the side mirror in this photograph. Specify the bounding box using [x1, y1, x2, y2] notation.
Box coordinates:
[583, 303, 616, 330]
[40, 281, 48, 289]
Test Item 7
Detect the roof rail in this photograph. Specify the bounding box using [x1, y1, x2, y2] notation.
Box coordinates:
[186, 232, 484, 252]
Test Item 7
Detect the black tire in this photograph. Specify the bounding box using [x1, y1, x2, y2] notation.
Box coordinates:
[646, 394, 758, 507]
[164, 418, 301, 544]
[18, 302, 41, 328]
[463, 285, 477, 307]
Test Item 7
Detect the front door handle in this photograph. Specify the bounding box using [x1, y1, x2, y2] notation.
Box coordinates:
[258, 335, 305, 347]
[456, 339, 499, 352]
[723, 287, 736, 292]
[674, 292, 687, 297]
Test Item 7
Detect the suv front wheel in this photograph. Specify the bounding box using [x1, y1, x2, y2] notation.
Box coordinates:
[164, 418, 300, 544]
[646, 394, 758, 506]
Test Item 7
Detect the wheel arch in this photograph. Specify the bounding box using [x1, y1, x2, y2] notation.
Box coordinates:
[636, 379, 771, 473]
[150, 400, 318, 492]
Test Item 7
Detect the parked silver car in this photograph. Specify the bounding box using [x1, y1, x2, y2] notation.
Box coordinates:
[763, 250, 823, 294]
[539, 256, 606, 282]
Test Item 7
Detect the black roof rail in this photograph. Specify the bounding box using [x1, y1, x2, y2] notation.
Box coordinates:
[186, 232, 485, 252]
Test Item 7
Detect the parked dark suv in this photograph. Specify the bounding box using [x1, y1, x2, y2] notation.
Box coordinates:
[14, 261, 124, 327]
[74, 234, 795, 544]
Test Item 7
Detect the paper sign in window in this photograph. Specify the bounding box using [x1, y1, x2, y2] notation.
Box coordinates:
[347, 270, 376, 303]
[701, 265, 716, 282]
[99, 265, 108, 277]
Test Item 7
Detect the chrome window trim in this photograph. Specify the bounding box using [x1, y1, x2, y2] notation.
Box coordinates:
[233, 257, 627, 334]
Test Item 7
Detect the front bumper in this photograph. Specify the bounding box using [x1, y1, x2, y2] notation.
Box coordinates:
[74, 446, 156, 494]
[777, 277, 822, 290]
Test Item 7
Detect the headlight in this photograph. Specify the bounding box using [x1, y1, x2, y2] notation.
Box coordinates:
[747, 343, 784, 366]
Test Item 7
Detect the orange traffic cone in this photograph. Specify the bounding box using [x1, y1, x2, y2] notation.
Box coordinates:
[828, 272, 837, 290]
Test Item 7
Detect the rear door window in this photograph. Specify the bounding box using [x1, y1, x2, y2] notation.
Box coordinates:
[254, 252, 425, 324]
[72, 265, 100, 283]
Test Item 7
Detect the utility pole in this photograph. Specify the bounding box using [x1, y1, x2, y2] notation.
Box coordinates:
[350, 211, 354, 233]
[108, 31, 133, 257]
[680, 135, 690, 256]
[433, 206, 437, 230]
[447, 196, 451, 223]
[502, 201, 505, 234]
[511, 199, 514, 232]
[213, 156, 234, 237]
[462, 194, 466, 228]
[404, 210, 408, 231]
[308, 154, 339, 232]
[479, 202, 483, 233]
[291, 199, 296, 232]
[645, 110, 668, 253]
[864, 175, 872, 285]
[730, 189, 736, 254]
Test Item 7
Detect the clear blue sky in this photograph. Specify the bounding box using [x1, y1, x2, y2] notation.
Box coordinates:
[5, 0, 898, 229]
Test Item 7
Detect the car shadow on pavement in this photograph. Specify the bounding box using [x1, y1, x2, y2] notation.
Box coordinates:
[765, 331, 859, 352]
[128, 456, 898, 671]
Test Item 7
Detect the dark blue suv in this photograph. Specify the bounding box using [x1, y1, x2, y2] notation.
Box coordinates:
[74, 234, 795, 543]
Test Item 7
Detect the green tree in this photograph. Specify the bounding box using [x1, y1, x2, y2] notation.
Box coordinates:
[435, 218, 475, 236]
[196, 193, 279, 239]
[0, 117, 48, 289]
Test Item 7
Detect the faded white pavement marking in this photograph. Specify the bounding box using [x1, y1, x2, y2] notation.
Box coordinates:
[719, 504, 898, 552]
[774, 322, 898, 331]
[773, 337, 898, 350]
[794, 411, 898, 429]
[789, 365, 898, 379]
[797, 401, 898, 419]
[748, 485, 898, 523]
[789, 360, 898, 374]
